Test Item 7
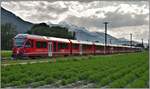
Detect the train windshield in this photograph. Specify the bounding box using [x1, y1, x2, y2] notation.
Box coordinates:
[14, 38, 25, 47]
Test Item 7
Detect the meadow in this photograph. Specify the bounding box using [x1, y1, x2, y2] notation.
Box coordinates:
[1, 51, 149, 88]
[1, 50, 12, 58]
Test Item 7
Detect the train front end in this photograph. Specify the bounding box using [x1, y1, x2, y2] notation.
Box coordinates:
[12, 34, 27, 58]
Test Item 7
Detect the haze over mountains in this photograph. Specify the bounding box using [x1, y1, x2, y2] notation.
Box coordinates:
[1, 7, 139, 45]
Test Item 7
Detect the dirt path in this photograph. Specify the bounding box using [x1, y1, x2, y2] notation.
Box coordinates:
[1, 60, 55, 66]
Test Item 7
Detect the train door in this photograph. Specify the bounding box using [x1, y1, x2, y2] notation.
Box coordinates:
[111, 47, 114, 54]
[48, 42, 52, 57]
[79, 44, 82, 55]
[104, 46, 106, 54]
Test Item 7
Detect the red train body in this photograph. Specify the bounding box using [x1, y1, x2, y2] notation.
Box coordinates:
[12, 34, 142, 58]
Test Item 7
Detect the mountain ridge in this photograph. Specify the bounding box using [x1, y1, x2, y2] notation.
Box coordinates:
[1, 7, 33, 33]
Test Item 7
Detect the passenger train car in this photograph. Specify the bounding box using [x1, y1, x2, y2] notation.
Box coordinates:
[12, 34, 142, 58]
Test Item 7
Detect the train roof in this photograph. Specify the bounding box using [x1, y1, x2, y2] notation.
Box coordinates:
[108, 44, 140, 48]
[79, 40, 93, 45]
[70, 40, 80, 44]
[47, 37, 70, 43]
[15, 34, 28, 39]
[94, 42, 135, 48]
[108, 44, 131, 48]
[15, 34, 47, 40]
[94, 43, 129, 48]
[15, 34, 70, 42]
[94, 42, 105, 45]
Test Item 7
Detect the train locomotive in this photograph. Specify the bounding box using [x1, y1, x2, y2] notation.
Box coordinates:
[12, 34, 142, 58]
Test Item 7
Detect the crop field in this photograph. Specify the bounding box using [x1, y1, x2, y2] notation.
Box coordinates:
[1, 51, 149, 88]
[1, 50, 12, 58]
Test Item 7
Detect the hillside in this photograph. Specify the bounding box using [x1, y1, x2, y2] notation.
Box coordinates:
[1, 7, 33, 33]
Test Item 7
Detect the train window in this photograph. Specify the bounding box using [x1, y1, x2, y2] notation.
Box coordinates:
[15, 38, 25, 47]
[96, 45, 102, 49]
[36, 41, 47, 48]
[58, 43, 61, 49]
[83, 44, 88, 49]
[61, 43, 68, 49]
[53, 42, 56, 52]
[82, 44, 86, 49]
[36, 42, 41, 48]
[25, 40, 33, 48]
[42, 42, 47, 48]
[82, 44, 92, 49]
[72, 44, 79, 49]
[88, 45, 92, 48]
[58, 42, 68, 49]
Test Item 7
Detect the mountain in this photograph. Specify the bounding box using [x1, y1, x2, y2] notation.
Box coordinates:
[1, 7, 33, 33]
[1, 8, 139, 45]
[118, 38, 129, 41]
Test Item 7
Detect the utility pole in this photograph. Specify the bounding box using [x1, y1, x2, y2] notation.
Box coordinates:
[148, 39, 149, 49]
[141, 38, 144, 48]
[130, 33, 132, 47]
[103, 22, 108, 46]
[103, 22, 109, 54]
[109, 39, 112, 44]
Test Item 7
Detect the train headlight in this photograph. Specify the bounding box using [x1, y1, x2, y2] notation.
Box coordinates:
[17, 50, 19, 54]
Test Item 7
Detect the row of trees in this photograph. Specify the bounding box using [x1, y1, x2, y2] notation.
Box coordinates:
[1, 23, 17, 50]
[1, 23, 75, 50]
[27, 23, 75, 39]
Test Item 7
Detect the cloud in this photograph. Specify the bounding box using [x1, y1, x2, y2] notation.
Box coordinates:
[1, 1, 148, 25]
[3, 1, 148, 25]
[1, 1, 149, 42]
[37, 1, 69, 14]
[46, 5, 68, 14]
[109, 25, 149, 43]
[64, 10, 148, 29]
[64, 15, 103, 29]
[104, 11, 148, 28]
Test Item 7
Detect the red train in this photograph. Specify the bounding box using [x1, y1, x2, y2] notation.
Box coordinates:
[12, 34, 142, 58]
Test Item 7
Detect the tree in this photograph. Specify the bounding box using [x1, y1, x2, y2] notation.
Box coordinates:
[27, 23, 75, 39]
[1, 23, 17, 50]
[27, 23, 50, 36]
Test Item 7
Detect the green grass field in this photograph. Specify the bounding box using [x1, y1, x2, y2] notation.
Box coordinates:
[1, 51, 149, 88]
[1, 50, 12, 58]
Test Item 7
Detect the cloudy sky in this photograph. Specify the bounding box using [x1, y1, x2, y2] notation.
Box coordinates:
[1, 1, 149, 43]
